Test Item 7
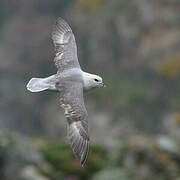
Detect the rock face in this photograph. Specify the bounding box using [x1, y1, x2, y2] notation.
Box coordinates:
[21, 166, 49, 180]
[0, 0, 180, 141]
[91, 135, 180, 180]
[0, 132, 48, 180]
[0, 132, 179, 180]
[0, 132, 108, 180]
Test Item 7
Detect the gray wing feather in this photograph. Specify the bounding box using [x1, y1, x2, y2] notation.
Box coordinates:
[56, 81, 89, 166]
[52, 17, 80, 72]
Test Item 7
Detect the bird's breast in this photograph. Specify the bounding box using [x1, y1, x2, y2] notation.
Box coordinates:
[57, 68, 83, 84]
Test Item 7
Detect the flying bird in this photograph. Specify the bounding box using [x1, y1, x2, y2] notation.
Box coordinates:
[26, 17, 105, 166]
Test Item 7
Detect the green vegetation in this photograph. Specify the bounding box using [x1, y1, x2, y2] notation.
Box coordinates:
[35, 139, 108, 179]
[0, 132, 180, 180]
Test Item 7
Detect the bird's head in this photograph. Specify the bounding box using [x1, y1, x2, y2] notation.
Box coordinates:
[82, 72, 105, 90]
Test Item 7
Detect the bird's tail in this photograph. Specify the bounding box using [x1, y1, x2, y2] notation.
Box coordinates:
[26, 75, 57, 92]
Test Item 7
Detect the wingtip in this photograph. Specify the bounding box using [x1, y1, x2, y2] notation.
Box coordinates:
[80, 141, 89, 167]
[70, 138, 89, 167]
[53, 17, 72, 32]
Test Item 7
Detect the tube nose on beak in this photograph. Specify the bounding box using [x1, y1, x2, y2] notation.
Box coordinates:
[103, 83, 107, 88]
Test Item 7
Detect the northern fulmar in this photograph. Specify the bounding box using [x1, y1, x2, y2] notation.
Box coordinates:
[26, 17, 105, 166]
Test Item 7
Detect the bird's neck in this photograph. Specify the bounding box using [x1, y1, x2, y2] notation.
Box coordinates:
[82, 71, 95, 91]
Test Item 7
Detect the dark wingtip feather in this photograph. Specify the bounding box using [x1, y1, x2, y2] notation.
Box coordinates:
[67, 121, 89, 167]
[80, 141, 89, 167]
[54, 17, 72, 33]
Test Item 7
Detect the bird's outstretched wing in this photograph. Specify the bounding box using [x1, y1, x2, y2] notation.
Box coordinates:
[56, 81, 89, 166]
[52, 17, 81, 72]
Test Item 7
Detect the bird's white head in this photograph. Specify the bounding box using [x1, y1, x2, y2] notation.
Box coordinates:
[82, 72, 105, 91]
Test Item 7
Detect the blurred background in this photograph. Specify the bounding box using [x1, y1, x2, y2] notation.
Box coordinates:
[0, 0, 180, 179]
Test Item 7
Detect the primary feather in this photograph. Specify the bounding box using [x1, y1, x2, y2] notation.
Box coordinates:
[56, 81, 89, 166]
[52, 17, 80, 72]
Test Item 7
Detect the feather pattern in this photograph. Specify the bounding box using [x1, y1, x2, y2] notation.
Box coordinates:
[26, 17, 104, 167]
[56, 81, 89, 166]
[52, 17, 80, 72]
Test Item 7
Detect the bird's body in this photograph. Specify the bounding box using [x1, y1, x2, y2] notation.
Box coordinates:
[26, 17, 104, 166]
[27, 69, 102, 92]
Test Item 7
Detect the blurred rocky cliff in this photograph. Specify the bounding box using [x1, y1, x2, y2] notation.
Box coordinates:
[0, 131, 180, 180]
[0, 0, 180, 179]
[1, 0, 180, 141]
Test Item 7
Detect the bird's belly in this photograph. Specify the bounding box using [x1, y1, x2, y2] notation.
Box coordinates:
[57, 68, 83, 83]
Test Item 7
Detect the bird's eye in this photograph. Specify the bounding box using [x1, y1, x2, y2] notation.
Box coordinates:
[94, 79, 99, 82]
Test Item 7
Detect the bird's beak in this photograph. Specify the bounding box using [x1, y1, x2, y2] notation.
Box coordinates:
[103, 83, 107, 88]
